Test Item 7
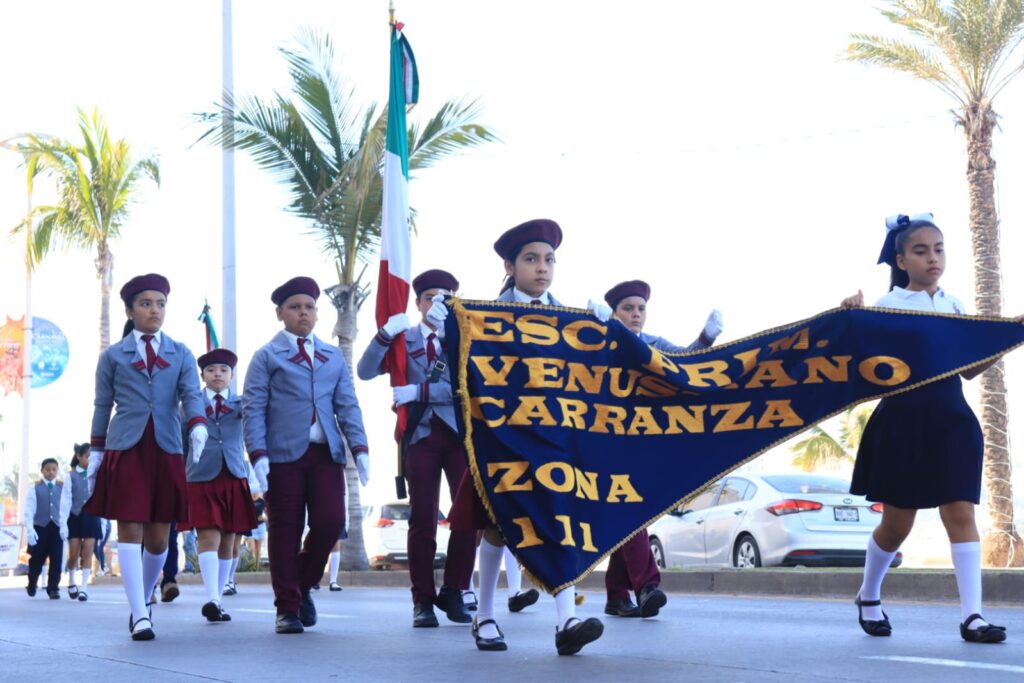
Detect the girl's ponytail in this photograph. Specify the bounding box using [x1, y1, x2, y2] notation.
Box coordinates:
[122, 318, 135, 338]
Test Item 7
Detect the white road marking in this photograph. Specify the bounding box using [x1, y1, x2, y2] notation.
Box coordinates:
[863, 656, 1024, 674]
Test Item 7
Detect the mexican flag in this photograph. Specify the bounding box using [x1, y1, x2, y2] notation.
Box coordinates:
[376, 22, 418, 436]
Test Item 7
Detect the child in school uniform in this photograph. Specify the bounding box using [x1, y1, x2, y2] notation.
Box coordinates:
[445, 218, 606, 655]
[841, 213, 1023, 644]
[24, 458, 64, 598]
[60, 443, 102, 601]
[601, 280, 722, 618]
[83, 273, 209, 641]
[243, 276, 370, 635]
[180, 348, 258, 623]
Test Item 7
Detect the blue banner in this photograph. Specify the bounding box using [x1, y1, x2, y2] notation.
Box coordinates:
[445, 300, 1024, 593]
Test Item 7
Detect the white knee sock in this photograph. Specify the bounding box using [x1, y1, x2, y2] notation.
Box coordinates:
[199, 551, 220, 604]
[329, 551, 341, 583]
[219, 558, 232, 594]
[142, 548, 168, 604]
[229, 556, 239, 583]
[554, 587, 576, 630]
[67, 568, 78, 588]
[503, 546, 522, 599]
[81, 568, 91, 588]
[858, 536, 897, 621]
[476, 540, 503, 639]
[951, 541, 987, 628]
[118, 543, 149, 625]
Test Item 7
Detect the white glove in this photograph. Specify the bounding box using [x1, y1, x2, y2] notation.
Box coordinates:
[87, 449, 104, 496]
[393, 384, 418, 406]
[703, 309, 723, 340]
[382, 312, 411, 338]
[26, 526, 38, 547]
[189, 424, 209, 465]
[426, 293, 449, 338]
[60, 524, 69, 541]
[587, 298, 612, 323]
[254, 458, 270, 494]
[355, 452, 370, 486]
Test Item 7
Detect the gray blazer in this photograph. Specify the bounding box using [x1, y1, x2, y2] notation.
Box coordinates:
[90, 333, 206, 453]
[186, 391, 248, 482]
[639, 331, 710, 354]
[357, 324, 456, 445]
[243, 332, 369, 465]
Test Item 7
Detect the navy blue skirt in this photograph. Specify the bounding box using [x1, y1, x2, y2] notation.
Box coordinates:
[851, 376, 983, 509]
[68, 511, 102, 540]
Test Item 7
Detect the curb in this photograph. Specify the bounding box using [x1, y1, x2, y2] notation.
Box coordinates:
[88, 568, 1024, 605]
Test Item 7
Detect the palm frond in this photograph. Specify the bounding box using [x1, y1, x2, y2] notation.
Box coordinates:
[847, 33, 968, 104]
[408, 98, 500, 173]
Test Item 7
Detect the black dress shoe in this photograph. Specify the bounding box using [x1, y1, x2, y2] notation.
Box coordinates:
[463, 591, 478, 612]
[638, 584, 666, 618]
[472, 618, 508, 651]
[26, 585, 37, 597]
[47, 589, 60, 600]
[130, 617, 155, 641]
[960, 614, 1007, 643]
[299, 590, 317, 627]
[78, 591, 89, 602]
[436, 586, 472, 623]
[329, 582, 343, 592]
[276, 613, 304, 634]
[68, 585, 79, 600]
[413, 602, 440, 628]
[604, 598, 642, 617]
[555, 617, 604, 655]
[508, 588, 540, 613]
[855, 595, 892, 637]
[202, 600, 226, 623]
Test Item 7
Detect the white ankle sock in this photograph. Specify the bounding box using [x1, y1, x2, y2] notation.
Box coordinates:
[951, 541, 987, 628]
[555, 587, 577, 630]
[118, 543, 149, 624]
[858, 536, 897, 621]
[199, 551, 220, 604]
[476, 540, 503, 639]
[229, 556, 239, 583]
[329, 551, 341, 583]
[81, 568, 91, 588]
[142, 548, 168, 604]
[503, 546, 522, 600]
[462, 589, 477, 605]
[219, 558, 232, 595]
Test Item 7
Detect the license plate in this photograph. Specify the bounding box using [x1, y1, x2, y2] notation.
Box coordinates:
[834, 507, 859, 522]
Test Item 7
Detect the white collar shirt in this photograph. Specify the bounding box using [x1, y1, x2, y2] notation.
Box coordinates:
[512, 288, 550, 305]
[874, 287, 966, 315]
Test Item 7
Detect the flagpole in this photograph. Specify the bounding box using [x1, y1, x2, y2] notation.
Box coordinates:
[222, 0, 237, 372]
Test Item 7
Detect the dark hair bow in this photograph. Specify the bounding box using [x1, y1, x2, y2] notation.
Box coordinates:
[877, 212, 936, 267]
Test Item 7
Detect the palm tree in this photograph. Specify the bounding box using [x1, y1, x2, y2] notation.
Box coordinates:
[789, 406, 871, 472]
[847, 0, 1024, 567]
[194, 27, 496, 569]
[9, 108, 160, 353]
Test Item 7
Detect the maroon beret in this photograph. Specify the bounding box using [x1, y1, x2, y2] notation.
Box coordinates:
[412, 269, 459, 296]
[493, 219, 563, 260]
[604, 280, 651, 308]
[197, 348, 238, 370]
[271, 276, 320, 306]
[120, 273, 170, 306]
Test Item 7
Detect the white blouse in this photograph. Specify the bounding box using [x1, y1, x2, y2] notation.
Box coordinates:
[874, 287, 967, 315]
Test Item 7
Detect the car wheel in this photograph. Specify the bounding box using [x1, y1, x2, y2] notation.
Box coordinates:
[733, 534, 761, 568]
[650, 537, 666, 569]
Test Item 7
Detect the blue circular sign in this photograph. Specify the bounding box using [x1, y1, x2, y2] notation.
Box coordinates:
[31, 317, 69, 388]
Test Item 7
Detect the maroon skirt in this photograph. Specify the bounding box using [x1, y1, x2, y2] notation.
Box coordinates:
[179, 465, 258, 533]
[83, 418, 188, 524]
[448, 471, 494, 532]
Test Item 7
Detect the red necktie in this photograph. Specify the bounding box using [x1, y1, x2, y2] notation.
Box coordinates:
[214, 393, 224, 417]
[141, 334, 157, 372]
[427, 332, 437, 364]
[297, 337, 313, 368]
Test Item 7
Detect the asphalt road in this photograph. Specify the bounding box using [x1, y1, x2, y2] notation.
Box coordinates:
[1, 583, 1021, 682]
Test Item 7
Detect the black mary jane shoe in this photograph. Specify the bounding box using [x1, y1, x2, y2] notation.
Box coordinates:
[960, 614, 1007, 643]
[638, 584, 667, 618]
[507, 588, 540, 613]
[413, 602, 440, 628]
[604, 598, 642, 618]
[68, 585, 79, 600]
[854, 595, 892, 637]
[299, 590, 317, 627]
[472, 618, 508, 651]
[78, 591, 88, 602]
[275, 613, 304, 634]
[463, 591, 478, 612]
[130, 617, 155, 641]
[436, 586, 472, 623]
[555, 617, 604, 655]
[202, 600, 226, 623]
[329, 582, 343, 592]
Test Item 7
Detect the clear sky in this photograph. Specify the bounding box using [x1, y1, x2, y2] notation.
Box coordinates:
[1, 1, 1022, 533]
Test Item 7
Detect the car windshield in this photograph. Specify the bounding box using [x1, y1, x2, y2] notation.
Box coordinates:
[762, 475, 850, 494]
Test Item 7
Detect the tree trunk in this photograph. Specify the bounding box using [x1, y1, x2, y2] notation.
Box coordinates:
[96, 244, 113, 352]
[962, 100, 1023, 567]
[328, 282, 370, 570]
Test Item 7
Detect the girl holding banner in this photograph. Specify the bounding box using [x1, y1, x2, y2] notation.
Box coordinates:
[842, 213, 1022, 644]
